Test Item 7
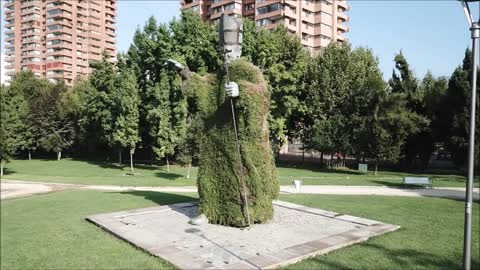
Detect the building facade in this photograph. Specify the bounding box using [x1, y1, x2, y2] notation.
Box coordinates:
[3, 0, 116, 85]
[180, 0, 349, 52]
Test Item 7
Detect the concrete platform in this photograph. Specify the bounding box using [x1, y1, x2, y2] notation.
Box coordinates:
[86, 201, 400, 270]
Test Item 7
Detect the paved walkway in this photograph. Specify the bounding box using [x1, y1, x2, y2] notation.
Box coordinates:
[1, 179, 479, 200]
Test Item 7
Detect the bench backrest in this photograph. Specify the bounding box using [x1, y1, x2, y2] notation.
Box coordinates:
[403, 177, 430, 184]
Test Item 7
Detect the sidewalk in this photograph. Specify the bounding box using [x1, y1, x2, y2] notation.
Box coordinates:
[2, 179, 479, 201]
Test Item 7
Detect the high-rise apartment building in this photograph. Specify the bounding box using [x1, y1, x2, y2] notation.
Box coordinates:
[180, 0, 349, 52]
[3, 0, 117, 85]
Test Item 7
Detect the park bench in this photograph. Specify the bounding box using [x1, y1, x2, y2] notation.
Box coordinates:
[402, 177, 432, 189]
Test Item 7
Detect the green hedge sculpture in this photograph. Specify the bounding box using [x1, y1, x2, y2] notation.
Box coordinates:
[184, 59, 279, 227]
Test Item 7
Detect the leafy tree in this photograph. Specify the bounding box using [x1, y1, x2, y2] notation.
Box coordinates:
[242, 22, 309, 154]
[170, 10, 221, 74]
[302, 43, 352, 159]
[177, 116, 201, 179]
[389, 51, 430, 168]
[145, 70, 187, 171]
[111, 68, 141, 172]
[343, 47, 386, 160]
[30, 81, 74, 160]
[444, 49, 480, 166]
[8, 71, 48, 159]
[84, 53, 117, 160]
[0, 85, 28, 175]
[63, 79, 94, 152]
[367, 91, 427, 174]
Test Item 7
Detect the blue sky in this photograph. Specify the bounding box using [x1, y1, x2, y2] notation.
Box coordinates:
[1, 1, 476, 80]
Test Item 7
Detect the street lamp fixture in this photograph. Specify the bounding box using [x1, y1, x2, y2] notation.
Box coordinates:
[458, 1, 478, 270]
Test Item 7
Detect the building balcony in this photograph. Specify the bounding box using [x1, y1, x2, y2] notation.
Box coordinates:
[45, 49, 71, 57]
[46, 4, 72, 13]
[256, 8, 283, 21]
[255, 0, 281, 8]
[46, 57, 72, 64]
[21, 15, 42, 22]
[337, 35, 346, 42]
[337, 23, 349, 32]
[105, 0, 115, 8]
[47, 43, 72, 49]
[337, 12, 349, 22]
[210, 0, 233, 9]
[337, 1, 349, 11]
[105, 8, 116, 16]
[106, 16, 116, 24]
[20, 0, 41, 8]
[21, 8, 42, 16]
[5, 22, 15, 28]
[105, 23, 116, 30]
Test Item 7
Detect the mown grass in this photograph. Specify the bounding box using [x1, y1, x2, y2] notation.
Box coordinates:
[2, 158, 477, 187]
[1, 191, 478, 269]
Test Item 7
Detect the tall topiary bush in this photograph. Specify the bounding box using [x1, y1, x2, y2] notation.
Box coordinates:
[184, 59, 279, 227]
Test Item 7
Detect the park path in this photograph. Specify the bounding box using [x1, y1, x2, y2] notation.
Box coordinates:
[1, 179, 478, 201]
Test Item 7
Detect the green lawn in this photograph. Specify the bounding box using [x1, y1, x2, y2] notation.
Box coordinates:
[2, 158, 478, 187]
[1, 191, 478, 269]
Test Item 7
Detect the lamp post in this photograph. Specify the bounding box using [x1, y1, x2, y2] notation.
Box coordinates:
[459, 1, 478, 270]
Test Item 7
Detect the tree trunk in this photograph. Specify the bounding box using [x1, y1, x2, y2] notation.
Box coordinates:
[118, 150, 122, 167]
[166, 156, 170, 172]
[130, 151, 134, 173]
[343, 156, 346, 167]
[374, 160, 378, 175]
[320, 152, 324, 165]
[28, 150, 31, 160]
[0, 161, 4, 176]
[57, 151, 61, 161]
[302, 143, 305, 164]
[330, 153, 334, 168]
[187, 163, 191, 179]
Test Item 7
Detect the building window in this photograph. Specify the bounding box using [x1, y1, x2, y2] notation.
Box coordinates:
[244, 3, 254, 10]
[256, 18, 271, 27]
[257, 3, 282, 15]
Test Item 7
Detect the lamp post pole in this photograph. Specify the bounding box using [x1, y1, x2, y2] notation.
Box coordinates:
[463, 21, 479, 270]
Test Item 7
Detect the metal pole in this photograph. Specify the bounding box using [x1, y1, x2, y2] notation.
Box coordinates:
[463, 21, 479, 270]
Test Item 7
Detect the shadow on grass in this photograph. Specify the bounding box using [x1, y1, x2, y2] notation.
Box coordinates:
[371, 180, 405, 187]
[155, 171, 184, 180]
[116, 190, 197, 206]
[2, 167, 17, 175]
[295, 242, 471, 270]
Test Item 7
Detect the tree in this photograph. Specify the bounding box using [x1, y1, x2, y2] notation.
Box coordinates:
[111, 68, 141, 172]
[8, 71, 48, 159]
[170, 10, 221, 74]
[242, 21, 309, 154]
[145, 70, 187, 171]
[389, 51, 430, 169]
[177, 116, 201, 179]
[30, 81, 74, 160]
[302, 43, 353, 160]
[367, 91, 427, 174]
[444, 49, 480, 166]
[84, 53, 117, 161]
[0, 85, 28, 175]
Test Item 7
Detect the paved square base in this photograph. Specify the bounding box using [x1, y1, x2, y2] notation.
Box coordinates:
[87, 201, 399, 269]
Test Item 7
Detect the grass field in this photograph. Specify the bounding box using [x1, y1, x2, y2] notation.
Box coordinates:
[2, 158, 477, 187]
[1, 190, 478, 269]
